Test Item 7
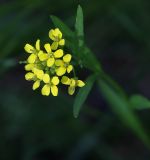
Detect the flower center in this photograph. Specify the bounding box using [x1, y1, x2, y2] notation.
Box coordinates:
[48, 52, 54, 58]
[54, 36, 59, 41]
[64, 63, 69, 68]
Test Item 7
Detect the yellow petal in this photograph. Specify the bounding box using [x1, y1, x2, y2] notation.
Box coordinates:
[63, 54, 72, 63]
[38, 51, 48, 61]
[55, 59, 64, 67]
[43, 74, 50, 83]
[35, 69, 44, 80]
[55, 28, 62, 39]
[49, 29, 55, 41]
[47, 57, 55, 67]
[70, 79, 76, 87]
[56, 67, 66, 76]
[54, 49, 64, 58]
[25, 64, 34, 71]
[38, 50, 43, 56]
[77, 80, 85, 87]
[59, 39, 65, 46]
[44, 43, 51, 53]
[51, 85, 58, 96]
[67, 65, 73, 73]
[61, 76, 70, 85]
[25, 72, 34, 81]
[24, 44, 34, 53]
[51, 42, 58, 50]
[32, 80, 40, 90]
[51, 76, 59, 85]
[27, 53, 37, 64]
[32, 68, 38, 74]
[35, 39, 40, 51]
[68, 86, 75, 95]
[41, 84, 50, 96]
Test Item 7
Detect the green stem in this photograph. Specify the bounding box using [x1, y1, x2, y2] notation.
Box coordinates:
[72, 67, 77, 78]
[19, 61, 27, 64]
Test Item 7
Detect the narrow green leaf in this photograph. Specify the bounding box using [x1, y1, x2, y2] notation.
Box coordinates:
[51, 15, 75, 39]
[130, 94, 150, 110]
[98, 80, 150, 148]
[51, 15, 101, 72]
[82, 45, 102, 72]
[73, 74, 98, 118]
[75, 5, 84, 47]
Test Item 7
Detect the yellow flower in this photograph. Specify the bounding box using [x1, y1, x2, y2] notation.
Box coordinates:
[31, 68, 45, 91]
[24, 63, 35, 71]
[41, 74, 59, 96]
[49, 28, 65, 50]
[33, 68, 44, 80]
[23, 27, 84, 97]
[25, 72, 35, 81]
[55, 54, 73, 76]
[32, 80, 41, 90]
[25, 69, 44, 90]
[24, 39, 41, 64]
[61, 76, 85, 95]
[38, 43, 64, 67]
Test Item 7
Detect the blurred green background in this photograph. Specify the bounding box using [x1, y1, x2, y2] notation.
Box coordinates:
[1, 0, 150, 159]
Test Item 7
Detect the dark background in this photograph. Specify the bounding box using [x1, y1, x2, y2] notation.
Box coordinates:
[0, 0, 150, 159]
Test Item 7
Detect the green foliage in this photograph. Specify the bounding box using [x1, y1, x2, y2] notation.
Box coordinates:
[51, 5, 150, 148]
[75, 5, 84, 47]
[98, 80, 150, 148]
[130, 94, 150, 110]
[1, 1, 150, 159]
[73, 74, 97, 118]
[51, 7, 102, 73]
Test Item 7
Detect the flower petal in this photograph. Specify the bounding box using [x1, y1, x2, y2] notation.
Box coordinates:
[49, 29, 55, 41]
[51, 76, 59, 85]
[24, 44, 34, 53]
[68, 86, 75, 95]
[77, 80, 85, 87]
[70, 79, 76, 87]
[61, 76, 70, 85]
[25, 72, 35, 81]
[59, 39, 65, 46]
[35, 39, 40, 50]
[51, 85, 58, 96]
[32, 80, 40, 90]
[54, 49, 63, 58]
[55, 28, 62, 39]
[67, 65, 73, 73]
[25, 64, 34, 71]
[32, 68, 38, 74]
[55, 59, 64, 67]
[47, 57, 55, 67]
[51, 42, 58, 50]
[56, 67, 66, 76]
[34, 69, 44, 80]
[63, 54, 72, 63]
[41, 84, 50, 96]
[44, 43, 51, 53]
[43, 74, 50, 83]
[27, 53, 37, 64]
[38, 51, 48, 61]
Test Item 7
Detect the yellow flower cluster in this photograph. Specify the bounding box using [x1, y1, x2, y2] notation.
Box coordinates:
[24, 28, 85, 96]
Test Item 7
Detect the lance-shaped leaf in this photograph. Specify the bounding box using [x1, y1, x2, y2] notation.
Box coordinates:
[73, 74, 98, 118]
[75, 5, 84, 47]
[130, 94, 150, 110]
[98, 80, 150, 148]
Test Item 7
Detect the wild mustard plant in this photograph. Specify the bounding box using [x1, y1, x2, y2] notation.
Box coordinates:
[24, 28, 85, 96]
